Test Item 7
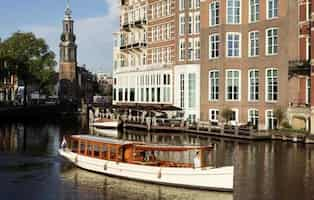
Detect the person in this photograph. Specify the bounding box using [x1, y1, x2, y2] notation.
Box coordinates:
[61, 136, 67, 150]
[193, 151, 201, 168]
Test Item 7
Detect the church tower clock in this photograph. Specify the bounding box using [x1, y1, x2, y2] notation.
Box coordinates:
[59, 0, 77, 101]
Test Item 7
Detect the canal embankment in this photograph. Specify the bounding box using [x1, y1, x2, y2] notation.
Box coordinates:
[94, 112, 314, 144]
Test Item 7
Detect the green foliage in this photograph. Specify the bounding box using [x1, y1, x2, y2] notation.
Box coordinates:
[221, 108, 233, 124]
[0, 32, 57, 103]
[273, 106, 286, 128]
[281, 120, 291, 129]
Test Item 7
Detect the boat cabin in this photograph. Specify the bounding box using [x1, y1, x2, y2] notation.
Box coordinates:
[64, 135, 213, 168]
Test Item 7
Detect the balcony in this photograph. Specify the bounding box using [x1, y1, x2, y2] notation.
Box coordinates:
[121, 18, 147, 31]
[134, 19, 147, 28]
[114, 63, 172, 74]
[288, 60, 310, 77]
[120, 41, 147, 52]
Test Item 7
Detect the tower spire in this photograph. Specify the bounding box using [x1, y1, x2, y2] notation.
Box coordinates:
[64, 0, 72, 20]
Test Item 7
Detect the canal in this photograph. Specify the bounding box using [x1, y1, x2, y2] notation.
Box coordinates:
[0, 119, 314, 200]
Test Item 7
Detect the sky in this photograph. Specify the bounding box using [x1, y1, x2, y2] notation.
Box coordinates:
[0, 0, 119, 73]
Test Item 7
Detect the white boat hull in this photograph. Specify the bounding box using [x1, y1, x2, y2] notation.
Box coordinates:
[92, 121, 119, 129]
[59, 149, 233, 192]
[92, 127, 119, 138]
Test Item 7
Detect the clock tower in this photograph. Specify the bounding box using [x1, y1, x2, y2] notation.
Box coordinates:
[59, 0, 77, 102]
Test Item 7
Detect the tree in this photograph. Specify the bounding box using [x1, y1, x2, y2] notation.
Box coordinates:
[0, 32, 57, 105]
[273, 106, 286, 129]
[221, 108, 233, 124]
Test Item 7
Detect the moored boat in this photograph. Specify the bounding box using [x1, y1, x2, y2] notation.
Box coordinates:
[92, 118, 120, 129]
[59, 135, 234, 192]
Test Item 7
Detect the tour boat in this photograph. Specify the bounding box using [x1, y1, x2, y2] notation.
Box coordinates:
[59, 135, 234, 192]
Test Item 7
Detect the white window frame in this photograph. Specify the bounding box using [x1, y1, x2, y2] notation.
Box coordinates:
[209, 1, 219, 27]
[209, 109, 220, 122]
[179, 0, 185, 11]
[208, 70, 220, 101]
[248, 31, 259, 57]
[194, 12, 200, 33]
[248, 108, 259, 127]
[265, 27, 279, 56]
[248, 69, 259, 101]
[265, 68, 279, 102]
[226, 0, 241, 24]
[209, 33, 220, 59]
[306, 78, 311, 105]
[179, 14, 185, 36]
[188, 38, 194, 61]
[249, 0, 260, 23]
[188, 73, 196, 108]
[180, 73, 185, 108]
[306, 2, 310, 21]
[179, 39, 185, 61]
[226, 32, 241, 58]
[230, 108, 239, 125]
[188, 13, 193, 34]
[306, 37, 310, 60]
[166, 23, 171, 40]
[267, 0, 278, 20]
[194, 37, 200, 60]
[194, 0, 200, 9]
[225, 69, 241, 101]
[265, 109, 277, 130]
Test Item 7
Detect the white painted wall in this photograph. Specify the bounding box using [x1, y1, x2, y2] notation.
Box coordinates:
[174, 64, 200, 121]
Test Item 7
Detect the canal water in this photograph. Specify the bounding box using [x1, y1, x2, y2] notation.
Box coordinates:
[0, 119, 314, 200]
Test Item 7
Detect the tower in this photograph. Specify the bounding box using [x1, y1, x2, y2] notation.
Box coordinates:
[59, 0, 77, 102]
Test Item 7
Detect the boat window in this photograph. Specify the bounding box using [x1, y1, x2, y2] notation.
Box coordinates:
[72, 140, 79, 153]
[87, 143, 93, 156]
[79, 142, 85, 154]
[93, 144, 100, 157]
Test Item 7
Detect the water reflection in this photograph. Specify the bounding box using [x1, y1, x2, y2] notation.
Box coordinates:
[60, 168, 232, 200]
[2, 122, 314, 200]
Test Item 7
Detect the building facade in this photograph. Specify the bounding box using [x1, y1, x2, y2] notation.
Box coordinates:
[113, 0, 312, 130]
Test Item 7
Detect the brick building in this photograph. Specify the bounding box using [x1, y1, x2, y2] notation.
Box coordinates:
[113, 0, 312, 131]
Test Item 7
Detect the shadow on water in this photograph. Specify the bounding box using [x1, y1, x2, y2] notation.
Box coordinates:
[1, 118, 314, 200]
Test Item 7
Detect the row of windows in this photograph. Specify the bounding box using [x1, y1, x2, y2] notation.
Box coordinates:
[208, 29, 278, 59]
[209, 0, 278, 26]
[124, 6, 147, 25]
[179, 38, 200, 61]
[117, 53, 146, 68]
[208, 68, 278, 102]
[151, 23, 173, 42]
[179, 12, 200, 35]
[113, 87, 171, 103]
[151, 0, 172, 20]
[209, 108, 278, 129]
[120, 31, 147, 46]
[152, 47, 173, 64]
[138, 74, 171, 86]
[179, 0, 200, 11]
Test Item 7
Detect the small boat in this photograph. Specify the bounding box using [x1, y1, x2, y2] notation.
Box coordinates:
[59, 135, 234, 192]
[92, 127, 119, 138]
[92, 118, 120, 129]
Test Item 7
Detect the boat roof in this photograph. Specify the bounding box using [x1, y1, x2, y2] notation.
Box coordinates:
[135, 144, 213, 151]
[70, 135, 134, 145]
[69, 135, 213, 151]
